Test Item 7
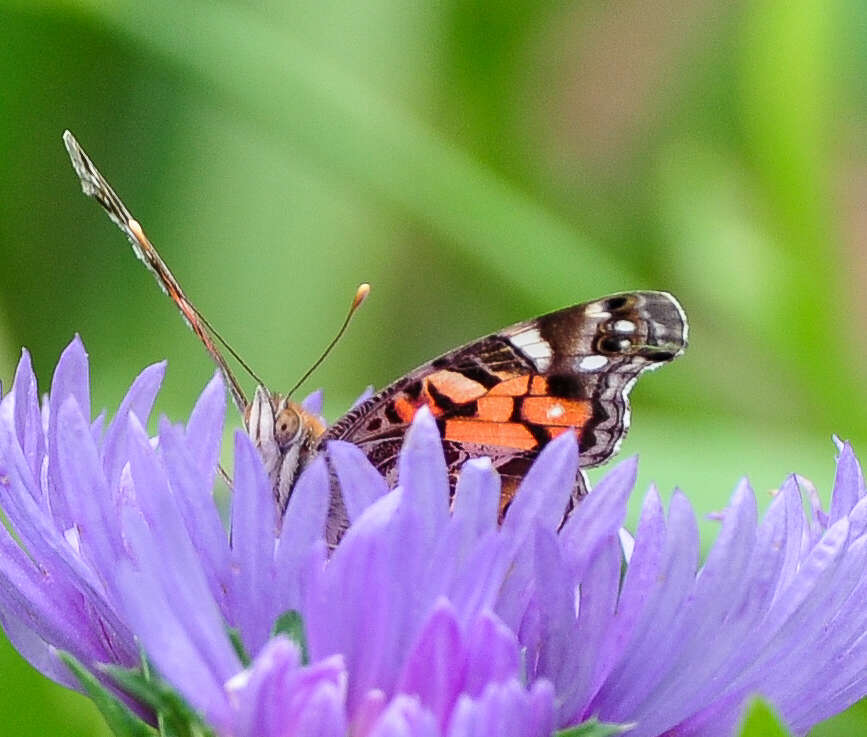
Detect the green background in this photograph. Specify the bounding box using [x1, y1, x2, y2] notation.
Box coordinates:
[1, 0, 866, 734]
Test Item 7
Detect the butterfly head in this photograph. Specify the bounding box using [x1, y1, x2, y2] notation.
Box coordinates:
[246, 387, 325, 510]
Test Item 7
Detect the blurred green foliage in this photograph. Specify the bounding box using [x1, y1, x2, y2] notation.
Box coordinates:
[1, 0, 865, 734]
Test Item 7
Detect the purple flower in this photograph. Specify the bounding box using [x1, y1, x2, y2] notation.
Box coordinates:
[1, 337, 866, 736]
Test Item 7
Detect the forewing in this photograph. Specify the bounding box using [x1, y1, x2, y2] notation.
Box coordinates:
[323, 291, 687, 492]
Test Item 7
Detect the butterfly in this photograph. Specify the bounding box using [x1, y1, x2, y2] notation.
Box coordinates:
[63, 131, 688, 541]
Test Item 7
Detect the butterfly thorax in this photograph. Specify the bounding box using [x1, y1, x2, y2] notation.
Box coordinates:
[246, 387, 325, 510]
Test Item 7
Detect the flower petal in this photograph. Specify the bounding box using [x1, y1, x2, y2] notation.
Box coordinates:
[398, 407, 450, 542]
[230, 429, 279, 654]
[11, 348, 45, 485]
[452, 458, 500, 539]
[304, 491, 405, 712]
[114, 559, 233, 731]
[123, 415, 240, 681]
[274, 454, 331, 615]
[158, 418, 231, 614]
[301, 389, 324, 416]
[328, 440, 388, 523]
[102, 361, 165, 491]
[591, 490, 699, 721]
[447, 679, 555, 737]
[397, 599, 465, 730]
[463, 612, 521, 697]
[57, 398, 122, 580]
[185, 370, 227, 484]
[504, 430, 578, 538]
[47, 337, 91, 528]
[366, 694, 439, 737]
[830, 442, 865, 523]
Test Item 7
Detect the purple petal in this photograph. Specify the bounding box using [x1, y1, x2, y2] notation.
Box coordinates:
[102, 361, 165, 491]
[47, 338, 92, 528]
[328, 440, 388, 522]
[591, 486, 665, 702]
[504, 430, 577, 539]
[12, 349, 45, 485]
[49, 336, 90, 418]
[397, 408, 450, 542]
[229, 430, 278, 654]
[185, 370, 227, 485]
[530, 523, 585, 718]
[463, 611, 521, 696]
[232, 637, 347, 737]
[285, 681, 347, 737]
[773, 476, 805, 598]
[623, 480, 758, 734]
[0, 520, 110, 668]
[670, 477, 791, 722]
[448, 530, 511, 630]
[123, 416, 240, 681]
[569, 536, 622, 720]
[274, 455, 331, 616]
[447, 679, 555, 737]
[158, 418, 231, 613]
[353, 690, 388, 737]
[301, 389, 324, 416]
[115, 560, 233, 731]
[591, 490, 699, 721]
[848, 494, 867, 539]
[352, 385, 375, 409]
[0, 417, 128, 649]
[366, 694, 440, 737]
[559, 456, 636, 578]
[770, 536, 867, 726]
[91, 410, 106, 446]
[0, 605, 78, 689]
[830, 443, 865, 522]
[304, 491, 404, 712]
[803, 475, 828, 537]
[692, 519, 854, 730]
[764, 517, 850, 630]
[232, 637, 301, 737]
[56, 398, 122, 577]
[396, 599, 465, 730]
[452, 459, 500, 539]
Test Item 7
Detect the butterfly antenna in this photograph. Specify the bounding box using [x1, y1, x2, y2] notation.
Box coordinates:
[286, 283, 370, 397]
[63, 130, 252, 415]
[186, 304, 268, 389]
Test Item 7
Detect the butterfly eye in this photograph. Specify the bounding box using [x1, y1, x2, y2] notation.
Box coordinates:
[274, 407, 303, 449]
[597, 335, 633, 354]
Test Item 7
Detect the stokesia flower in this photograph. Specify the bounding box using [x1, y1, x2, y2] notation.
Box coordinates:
[0, 337, 865, 736]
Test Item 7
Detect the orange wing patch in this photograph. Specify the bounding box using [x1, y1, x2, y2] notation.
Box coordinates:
[530, 376, 549, 395]
[521, 397, 590, 427]
[476, 395, 514, 422]
[426, 370, 488, 404]
[393, 395, 422, 422]
[487, 375, 530, 396]
[444, 419, 538, 450]
[390, 372, 585, 453]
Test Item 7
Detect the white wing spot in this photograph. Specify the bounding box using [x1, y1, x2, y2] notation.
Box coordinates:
[509, 328, 552, 371]
[613, 320, 636, 334]
[578, 355, 608, 371]
[584, 302, 611, 318]
[547, 403, 565, 419]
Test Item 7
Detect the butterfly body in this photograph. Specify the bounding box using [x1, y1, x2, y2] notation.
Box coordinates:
[62, 132, 688, 539]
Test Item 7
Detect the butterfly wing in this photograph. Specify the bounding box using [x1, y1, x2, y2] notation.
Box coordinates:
[323, 291, 687, 504]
